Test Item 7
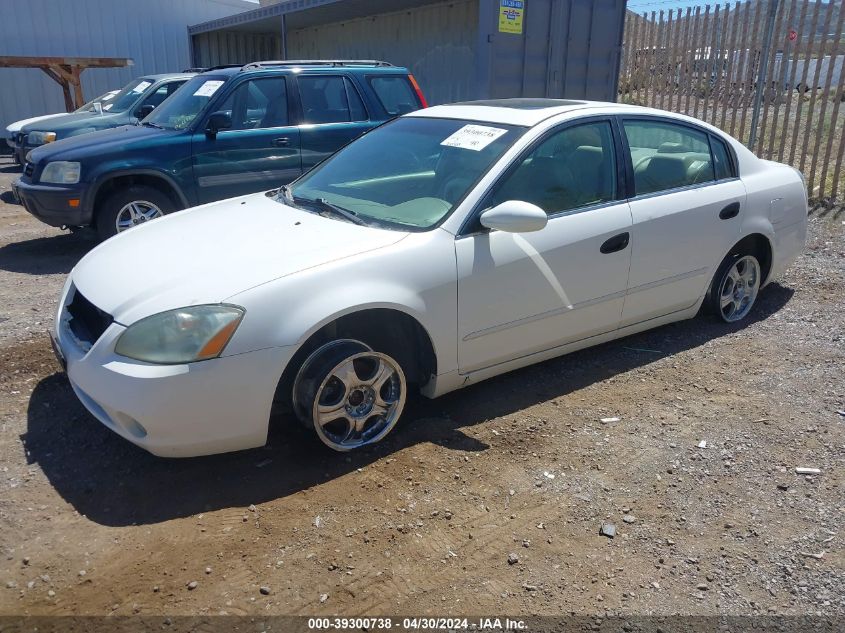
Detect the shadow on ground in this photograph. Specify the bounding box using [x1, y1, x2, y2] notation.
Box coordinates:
[22, 283, 794, 527]
[0, 233, 94, 275]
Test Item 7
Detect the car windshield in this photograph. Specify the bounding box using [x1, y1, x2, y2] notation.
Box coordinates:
[143, 75, 228, 130]
[101, 78, 155, 113]
[74, 90, 119, 113]
[289, 117, 524, 230]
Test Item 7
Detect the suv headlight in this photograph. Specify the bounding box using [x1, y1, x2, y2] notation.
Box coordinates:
[40, 161, 81, 184]
[28, 131, 57, 145]
[115, 305, 245, 364]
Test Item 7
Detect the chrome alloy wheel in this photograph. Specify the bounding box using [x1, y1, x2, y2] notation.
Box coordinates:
[719, 255, 760, 322]
[115, 200, 164, 232]
[311, 351, 406, 451]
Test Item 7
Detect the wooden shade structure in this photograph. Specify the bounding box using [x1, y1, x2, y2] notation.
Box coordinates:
[0, 56, 134, 111]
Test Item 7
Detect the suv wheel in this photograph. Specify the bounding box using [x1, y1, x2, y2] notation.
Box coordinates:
[97, 185, 175, 240]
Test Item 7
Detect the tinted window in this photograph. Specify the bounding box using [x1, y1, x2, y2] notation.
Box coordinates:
[138, 81, 185, 113]
[369, 76, 421, 116]
[491, 121, 617, 213]
[217, 78, 288, 130]
[710, 135, 734, 180]
[299, 76, 366, 124]
[624, 119, 716, 195]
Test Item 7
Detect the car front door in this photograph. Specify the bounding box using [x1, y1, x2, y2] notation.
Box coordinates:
[619, 117, 745, 326]
[296, 75, 374, 172]
[191, 76, 301, 204]
[455, 119, 633, 373]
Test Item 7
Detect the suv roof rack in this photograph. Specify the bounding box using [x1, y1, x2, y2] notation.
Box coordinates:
[241, 59, 394, 70]
[183, 64, 242, 72]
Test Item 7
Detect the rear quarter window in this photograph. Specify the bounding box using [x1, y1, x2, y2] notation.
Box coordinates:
[368, 76, 422, 116]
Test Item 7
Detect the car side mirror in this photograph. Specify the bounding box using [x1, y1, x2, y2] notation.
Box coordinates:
[137, 104, 156, 119]
[479, 200, 548, 233]
[206, 111, 232, 136]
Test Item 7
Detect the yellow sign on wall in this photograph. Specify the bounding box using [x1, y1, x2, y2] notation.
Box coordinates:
[499, 0, 524, 34]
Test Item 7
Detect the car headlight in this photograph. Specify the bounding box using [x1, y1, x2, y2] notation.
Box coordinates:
[40, 161, 81, 184]
[115, 305, 245, 364]
[28, 131, 57, 145]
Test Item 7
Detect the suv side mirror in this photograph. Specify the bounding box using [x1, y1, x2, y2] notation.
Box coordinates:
[206, 111, 232, 136]
[137, 104, 156, 119]
[479, 200, 548, 233]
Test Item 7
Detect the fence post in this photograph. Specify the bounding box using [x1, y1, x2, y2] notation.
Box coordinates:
[749, 0, 781, 151]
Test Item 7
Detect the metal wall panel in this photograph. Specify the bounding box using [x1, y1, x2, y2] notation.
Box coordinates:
[0, 0, 252, 131]
[193, 31, 282, 67]
[480, 0, 625, 102]
[285, 0, 478, 105]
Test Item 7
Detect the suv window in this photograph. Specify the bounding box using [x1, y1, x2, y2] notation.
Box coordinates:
[217, 78, 288, 130]
[624, 119, 716, 195]
[491, 121, 617, 214]
[299, 76, 367, 124]
[368, 76, 420, 116]
[710, 135, 734, 180]
[137, 81, 185, 115]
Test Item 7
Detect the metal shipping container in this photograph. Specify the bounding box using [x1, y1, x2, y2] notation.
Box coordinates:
[189, 0, 627, 104]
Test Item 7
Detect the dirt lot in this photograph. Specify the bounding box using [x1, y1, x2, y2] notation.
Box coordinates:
[0, 153, 842, 619]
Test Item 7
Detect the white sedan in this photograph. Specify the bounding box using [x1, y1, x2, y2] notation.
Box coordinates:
[53, 99, 807, 456]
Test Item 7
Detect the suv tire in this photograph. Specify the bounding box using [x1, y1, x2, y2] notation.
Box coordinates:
[96, 185, 175, 240]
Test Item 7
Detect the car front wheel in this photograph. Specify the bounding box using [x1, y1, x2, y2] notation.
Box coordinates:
[292, 339, 407, 451]
[96, 185, 175, 240]
[708, 252, 761, 323]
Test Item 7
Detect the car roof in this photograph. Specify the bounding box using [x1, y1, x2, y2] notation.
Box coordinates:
[411, 99, 632, 127]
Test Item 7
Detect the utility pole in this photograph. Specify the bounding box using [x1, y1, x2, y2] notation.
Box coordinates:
[749, 0, 781, 151]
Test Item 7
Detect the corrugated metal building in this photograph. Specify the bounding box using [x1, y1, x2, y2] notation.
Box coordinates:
[189, 0, 627, 106]
[0, 0, 255, 130]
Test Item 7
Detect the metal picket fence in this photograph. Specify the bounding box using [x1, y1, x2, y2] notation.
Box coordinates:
[619, 0, 845, 204]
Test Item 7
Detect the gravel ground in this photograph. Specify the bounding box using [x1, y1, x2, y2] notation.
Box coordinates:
[0, 153, 842, 618]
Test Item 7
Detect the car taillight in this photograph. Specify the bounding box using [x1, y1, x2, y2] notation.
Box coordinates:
[407, 74, 428, 109]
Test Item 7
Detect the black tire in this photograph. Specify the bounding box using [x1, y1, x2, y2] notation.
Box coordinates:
[96, 185, 175, 241]
[291, 338, 408, 451]
[705, 251, 762, 324]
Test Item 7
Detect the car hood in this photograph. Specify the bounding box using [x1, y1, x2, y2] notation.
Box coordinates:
[7, 113, 71, 134]
[22, 111, 123, 134]
[29, 125, 178, 162]
[71, 193, 408, 325]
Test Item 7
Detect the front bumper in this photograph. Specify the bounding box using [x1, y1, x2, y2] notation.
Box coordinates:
[13, 177, 92, 227]
[55, 285, 294, 457]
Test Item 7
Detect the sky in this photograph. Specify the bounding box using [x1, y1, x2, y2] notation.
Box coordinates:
[627, 0, 752, 13]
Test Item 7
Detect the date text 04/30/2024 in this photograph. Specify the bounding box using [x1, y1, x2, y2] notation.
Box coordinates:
[307, 618, 527, 630]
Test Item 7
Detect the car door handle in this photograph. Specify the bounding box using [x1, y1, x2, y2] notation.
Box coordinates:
[600, 232, 630, 254]
[271, 137, 290, 147]
[719, 201, 741, 220]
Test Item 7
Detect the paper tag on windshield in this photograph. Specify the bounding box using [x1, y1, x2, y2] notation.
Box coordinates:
[441, 124, 507, 151]
[193, 80, 224, 97]
[132, 80, 152, 93]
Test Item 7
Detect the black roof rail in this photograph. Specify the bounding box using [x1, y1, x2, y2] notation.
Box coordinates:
[183, 64, 242, 72]
[241, 59, 394, 70]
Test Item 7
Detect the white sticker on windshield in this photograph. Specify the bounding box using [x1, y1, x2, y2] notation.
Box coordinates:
[132, 80, 152, 93]
[102, 93, 115, 101]
[103, 103, 113, 111]
[193, 80, 225, 97]
[440, 124, 507, 151]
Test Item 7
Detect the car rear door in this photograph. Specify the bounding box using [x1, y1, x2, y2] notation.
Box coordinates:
[619, 116, 746, 326]
[191, 76, 301, 204]
[294, 74, 374, 172]
[455, 118, 633, 373]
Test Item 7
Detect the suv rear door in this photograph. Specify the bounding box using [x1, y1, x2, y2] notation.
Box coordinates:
[191, 76, 302, 204]
[294, 74, 374, 171]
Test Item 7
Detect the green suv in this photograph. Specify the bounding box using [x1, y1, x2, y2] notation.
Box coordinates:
[14, 60, 427, 239]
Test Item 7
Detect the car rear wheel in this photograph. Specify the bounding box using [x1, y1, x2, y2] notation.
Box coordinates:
[96, 185, 175, 240]
[707, 253, 761, 323]
[292, 339, 407, 451]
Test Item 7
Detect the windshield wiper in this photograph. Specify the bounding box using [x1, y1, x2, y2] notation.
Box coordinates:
[293, 196, 367, 226]
[140, 121, 163, 129]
